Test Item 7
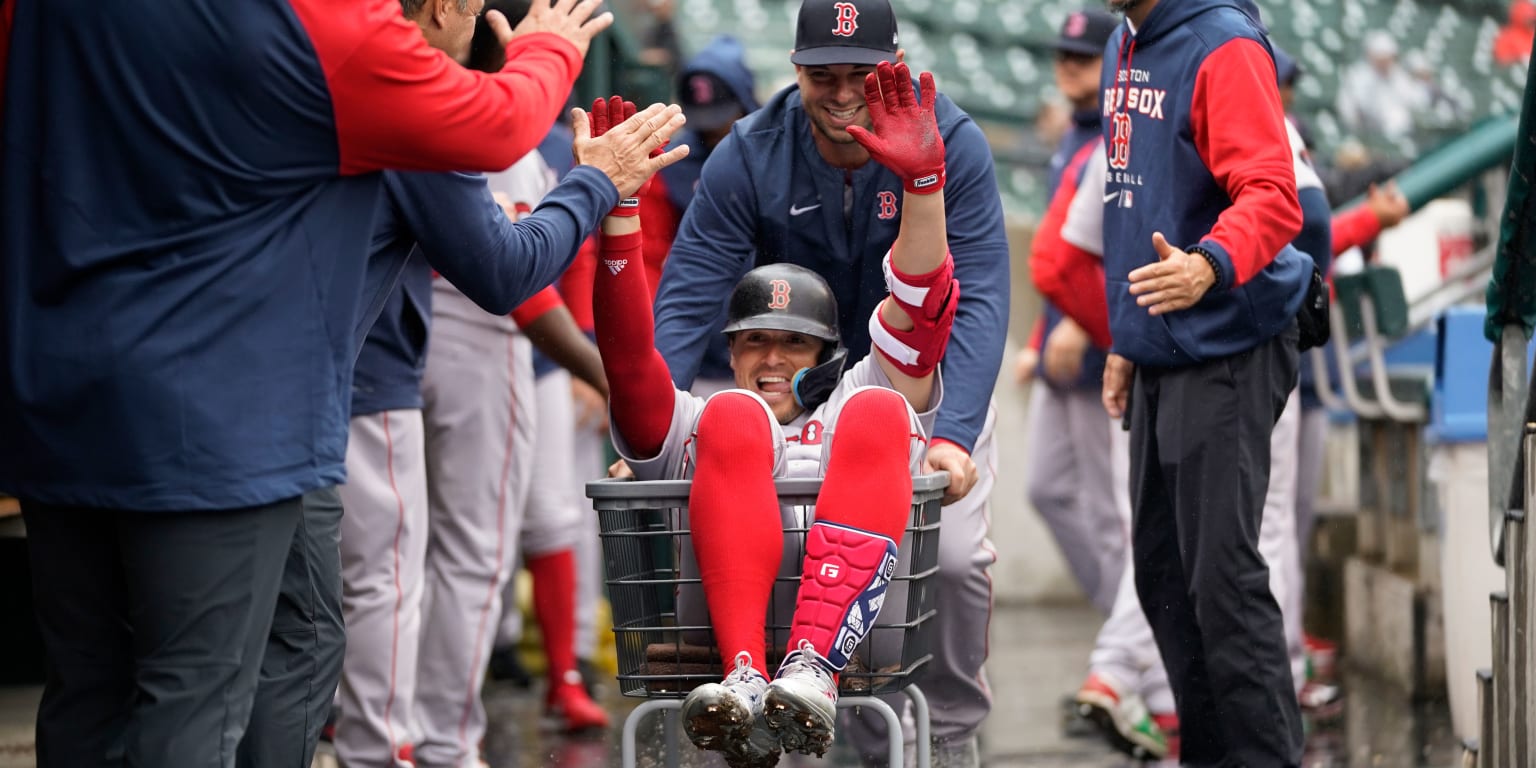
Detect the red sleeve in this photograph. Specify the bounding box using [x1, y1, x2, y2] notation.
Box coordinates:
[558, 235, 598, 332]
[595, 231, 678, 458]
[1330, 205, 1383, 257]
[638, 175, 680, 303]
[1026, 315, 1046, 353]
[1191, 38, 1303, 286]
[1029, 145, 1113, 349]
[287, 0, 582, 175]
[510, 285, 564, 327]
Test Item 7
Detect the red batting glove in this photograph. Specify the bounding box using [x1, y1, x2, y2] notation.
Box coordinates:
[591, 96, 643, 217]
[846, 61, 946, 194]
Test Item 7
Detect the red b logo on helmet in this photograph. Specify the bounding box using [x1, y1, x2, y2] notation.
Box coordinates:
[832, 2, 859, 37]
[768, 279, 792, 309]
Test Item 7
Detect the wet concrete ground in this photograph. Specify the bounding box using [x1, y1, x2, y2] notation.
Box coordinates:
[0, 603, 1460, 767]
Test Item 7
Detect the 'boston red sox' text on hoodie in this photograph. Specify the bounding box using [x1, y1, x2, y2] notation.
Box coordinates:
[1099, 0, 1312, 368]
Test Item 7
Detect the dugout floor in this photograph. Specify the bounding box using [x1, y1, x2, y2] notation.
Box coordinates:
[0, 602, 1459, 767]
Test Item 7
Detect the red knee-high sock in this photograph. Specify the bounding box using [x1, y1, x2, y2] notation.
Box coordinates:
[528, 549, 580, 688]
[785, 389, 912, 670]
[815, 389, 912, 542]
[690, 392, 784, 677]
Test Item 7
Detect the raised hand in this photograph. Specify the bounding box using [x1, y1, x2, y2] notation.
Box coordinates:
[489, 0, 614, 62]
[571, 98, 690, 201]
[845, 61, 945, 194]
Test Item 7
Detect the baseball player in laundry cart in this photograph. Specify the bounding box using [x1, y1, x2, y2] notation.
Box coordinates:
[589, 60, 956, 767]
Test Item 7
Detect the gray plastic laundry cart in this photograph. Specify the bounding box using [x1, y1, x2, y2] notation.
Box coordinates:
[586, 473, 947, 768]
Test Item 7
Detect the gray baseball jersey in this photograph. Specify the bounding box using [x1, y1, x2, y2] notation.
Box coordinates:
[613, 357, 941, 662]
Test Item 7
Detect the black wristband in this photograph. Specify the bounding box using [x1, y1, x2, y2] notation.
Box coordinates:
[1186, 244, 1225, 291]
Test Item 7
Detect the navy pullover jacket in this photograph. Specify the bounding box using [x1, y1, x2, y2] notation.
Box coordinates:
[351, 168, 617, 417]
[0, 0, 584, 510]
[652, 83, 1010, 453]
[1099, 0, 1311, 367]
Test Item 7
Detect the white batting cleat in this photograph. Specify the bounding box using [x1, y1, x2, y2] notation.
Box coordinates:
[762, 640, 839, 757]
[681, 652, 779, 767]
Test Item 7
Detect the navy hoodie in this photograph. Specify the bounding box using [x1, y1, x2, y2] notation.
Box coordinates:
[652, 81, 1010, 452]
[0, 0, 583, 510]
[658, 36, 762, 214]
[1099, 0, 1311, 368]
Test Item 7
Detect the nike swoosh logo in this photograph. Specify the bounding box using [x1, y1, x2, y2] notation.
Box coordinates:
[1103, 191, 1121, 203]
[789, 203, 821, 216]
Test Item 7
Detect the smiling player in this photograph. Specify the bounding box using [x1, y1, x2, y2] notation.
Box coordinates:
[590, 61, 956, 766]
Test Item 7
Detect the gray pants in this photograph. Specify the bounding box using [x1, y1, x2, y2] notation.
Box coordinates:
[1024, 383, 1126, 614]
[24, 497, 302, 768]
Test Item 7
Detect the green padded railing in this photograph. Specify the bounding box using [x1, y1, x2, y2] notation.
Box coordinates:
[1485, 52, 1536, 563]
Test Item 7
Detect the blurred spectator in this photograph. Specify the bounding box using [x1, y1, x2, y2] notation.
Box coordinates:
[637, 0, 684, 80]
[1336, 31, 1420, 147]
[1403, 50, 1468, 132]
[1321, 138, 1409, 209]
[1494, 0, 1536, 67]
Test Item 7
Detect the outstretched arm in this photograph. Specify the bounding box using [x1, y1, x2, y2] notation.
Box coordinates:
[846, 63, 958, 413]
[584, 98, 684, 459]
[511, 288, 608, 397]
[402, 102, 689, 314]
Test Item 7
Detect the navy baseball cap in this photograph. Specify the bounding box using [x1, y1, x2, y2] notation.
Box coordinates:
[791, 0, 899, 67]
[1053, 9, 1117, 56]
[678, 72, 745, 132]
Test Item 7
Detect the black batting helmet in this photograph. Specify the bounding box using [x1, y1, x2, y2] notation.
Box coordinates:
[722, 263, 841, 345]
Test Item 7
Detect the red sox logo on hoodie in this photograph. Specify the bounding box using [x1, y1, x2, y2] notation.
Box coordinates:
[1103, 68, 1166, 170]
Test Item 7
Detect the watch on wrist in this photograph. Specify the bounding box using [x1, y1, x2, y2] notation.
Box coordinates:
[1186, 244, 1224, 290]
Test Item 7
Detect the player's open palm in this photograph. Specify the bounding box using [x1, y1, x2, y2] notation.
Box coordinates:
[573, 96, 689, 199]
[846, 61, 945, 193]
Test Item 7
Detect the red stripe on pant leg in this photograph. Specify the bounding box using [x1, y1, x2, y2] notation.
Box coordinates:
[689, 392, 783, 677]
[457, 333, 518, 747]
[814, 389, 911, 542]
[382, 412, 407, 759]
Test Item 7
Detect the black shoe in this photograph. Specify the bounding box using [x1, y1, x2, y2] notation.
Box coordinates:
[487, 645, 533, 688]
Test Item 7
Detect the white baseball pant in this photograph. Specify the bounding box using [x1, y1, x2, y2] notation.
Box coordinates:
[415, 281, 535, 768]
[1024, 382, 1128, 614]
[335, 409, 430, 768]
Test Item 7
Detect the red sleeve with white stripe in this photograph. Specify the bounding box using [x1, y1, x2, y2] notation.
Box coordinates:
[1190, 38, 1303, 286]
[594, 231, 678, 458]
[286, 0, 582, 175]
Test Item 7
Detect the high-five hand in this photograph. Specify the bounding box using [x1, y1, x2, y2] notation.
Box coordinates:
[846, 61, 946, 194]
[491, 0, 614, 61]
[571, 98, 689, 200]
